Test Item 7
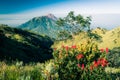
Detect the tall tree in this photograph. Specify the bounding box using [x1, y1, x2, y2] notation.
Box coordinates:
[57, 11, 92, 33]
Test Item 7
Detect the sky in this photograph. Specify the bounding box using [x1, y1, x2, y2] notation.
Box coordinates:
[0, 0, 120, 29]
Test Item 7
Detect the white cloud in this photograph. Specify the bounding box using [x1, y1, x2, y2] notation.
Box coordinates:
[91, 14, 120, 29]
[0, 0, 120, 28]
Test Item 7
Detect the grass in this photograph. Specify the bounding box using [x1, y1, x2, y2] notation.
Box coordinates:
[105, 67, 120, 80]
[105, 67, 120, 74]
[53, 26, 120, 50]
[99, 26, 120, 49]
[0, 61, 44, 80]
[0, 61, 120, 80]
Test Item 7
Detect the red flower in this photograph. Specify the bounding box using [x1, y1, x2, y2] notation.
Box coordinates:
[76, 54, 84, 60]
[101, 58, 108, 67]
[81, 64, 84, 70]
[98, 58, 108, 67]
[53, 48, 57, 51]
[93, 60, 98, 67]
[77, 64, 80, 68]
[106, 48, 109, 53]
[71, 45, 76, 49]
[65, 46, 69, 51]
[102, 59, 108, 63]
[97, 58, 102, 64]
[90, 65, 94, 71]
[100, 48, 104, 53]
[101, 64, 105, 67]
[62, 45, 65, 48]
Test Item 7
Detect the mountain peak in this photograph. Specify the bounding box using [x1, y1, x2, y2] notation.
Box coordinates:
[46, 13, 57, 20]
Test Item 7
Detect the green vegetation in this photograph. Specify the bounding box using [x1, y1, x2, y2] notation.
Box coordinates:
[57, 30, 72, 40]
[57, 11, 91, 32]
[99, 26, 120, 49]
[53, 26, 120, 49]
[0, 61, 44, 80]
[56, 11, 91, 39]
[0, 24, 53, 63]
[19, 11, 92, 40]
[106, 47, 120, 67]
[53, 42, 110, 80]
[11, 34, 25, 42]
[0, 42, 120, 80]
[0, 12, 120, 79]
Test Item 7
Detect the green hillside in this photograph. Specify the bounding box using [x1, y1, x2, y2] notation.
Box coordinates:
[99, 26, 120, 49]
[0, 24, 53, 63]
[53, 27, 120, 50]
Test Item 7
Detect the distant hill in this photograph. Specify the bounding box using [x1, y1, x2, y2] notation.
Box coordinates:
[92, 27, 108, 36]
[99, 26, 120, 49]
[18, 14, 61, 39]
[53, 26, 120, 50]
[0, 24, 53, 63]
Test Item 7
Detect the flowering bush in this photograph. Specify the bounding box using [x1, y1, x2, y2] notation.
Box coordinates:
[52, 42, 111, 79]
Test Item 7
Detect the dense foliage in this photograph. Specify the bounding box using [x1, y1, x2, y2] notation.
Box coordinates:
[52, 41, 111, 80]
[57, 11, 91, 39]
[0, 61, 44, 80]
[0, 41, 120, 80]
[0, 25, 53, 63]
[107, 47, 120, 67]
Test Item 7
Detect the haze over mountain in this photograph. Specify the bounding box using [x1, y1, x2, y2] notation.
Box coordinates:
[18, 14, 61, 39]
[1, 14, 120, 30]
[19, 13, 91, 39]
[1, 0, 120, 29]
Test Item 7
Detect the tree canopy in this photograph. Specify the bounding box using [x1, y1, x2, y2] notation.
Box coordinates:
[57, 11, 92, 32]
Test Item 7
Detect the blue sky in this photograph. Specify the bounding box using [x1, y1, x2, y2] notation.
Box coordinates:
[0, 0, 65, 14]
[0, 0, 120, 29]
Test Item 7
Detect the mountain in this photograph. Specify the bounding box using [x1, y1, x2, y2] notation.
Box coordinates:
[53, 26, 120, 50]
[46, 13, 57, 20]
[18, 14, 82, 40]
[0, 24, 53, 63]
[18, 14, 61, 39]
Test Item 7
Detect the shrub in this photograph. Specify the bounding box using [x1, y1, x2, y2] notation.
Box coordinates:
[106, 47, 120, 67]
[52, 42, 111, 80]
[11, 34, 25, 42]
[0, 62, 44, 80]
